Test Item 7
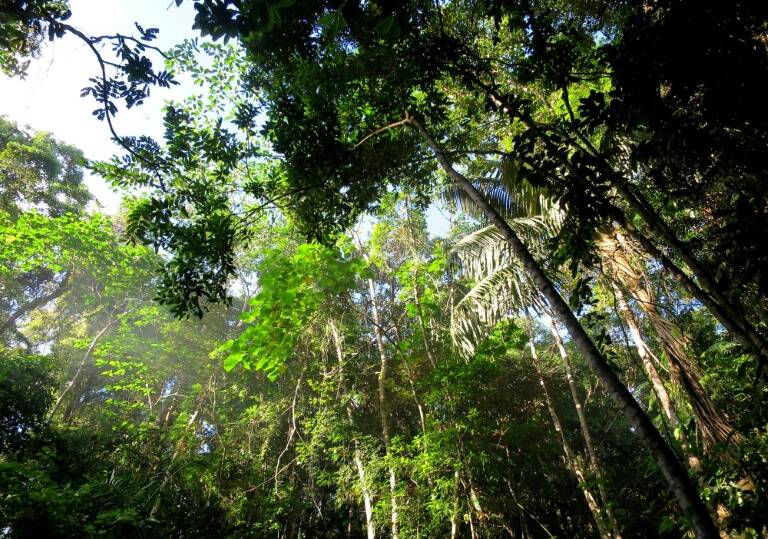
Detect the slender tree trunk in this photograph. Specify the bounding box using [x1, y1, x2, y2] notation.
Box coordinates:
[274, 373, 302, 491]
[489, 87, 768, 374]
[47, 315, 114, 422]
[450, 469, 460, 539]
[348, 419, 376, 539]
[529, 339, 611, 539]
[599, 231, 738, 451]
[413, 281, 438, 369]
[611, 282, 704, 473]
[404, 202, 438, 369]
[332, 321, 376, 539]
[389, 320, 428, 436]
[547, 318, 622, 538]
[402, 350, 427, 434]
[366, 277, 399, 539]
[408, 115, 717, 538]
[468, 509, 477, 539]
[464, 467, 487, 537]
[610, 177, 768, 359]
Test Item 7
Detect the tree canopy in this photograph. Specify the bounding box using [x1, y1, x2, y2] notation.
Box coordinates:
[0, 1, 767, 537]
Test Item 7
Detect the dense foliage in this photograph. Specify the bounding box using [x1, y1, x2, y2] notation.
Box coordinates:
[1, 1, 767, 537]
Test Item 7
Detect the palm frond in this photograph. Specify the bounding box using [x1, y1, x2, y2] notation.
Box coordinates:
[451, 265, 538, 357]
[440, 154, 564, 228]
[446, 154, 566, 356]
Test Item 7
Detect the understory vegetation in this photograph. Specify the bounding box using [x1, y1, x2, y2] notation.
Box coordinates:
[1, 1, 767, 537]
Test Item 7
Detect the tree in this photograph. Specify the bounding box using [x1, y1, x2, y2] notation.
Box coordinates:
[0, 0, 70, 76]
[0, 117, 90, 219]
[3, 0, 766, 535]
[95, 1, 747, 533]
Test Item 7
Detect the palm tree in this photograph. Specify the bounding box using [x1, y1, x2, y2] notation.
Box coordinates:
[443, 150, 622, 538]
[437, 141, 734, 537]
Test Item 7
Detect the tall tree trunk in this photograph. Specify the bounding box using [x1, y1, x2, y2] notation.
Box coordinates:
[598, 231, 738, 451]
[611, 282, 703, 473]
[450, 469, 460, 539]
[547, 317, 622, 538]
[412, 279, 438, 369]
[404, 202, 438, 369]
[488, 87, 768, 373]
[492, 88, 768, 373]
[331, 321, 376, 539]
[529, 338, 611, 539]
[390, 322, 427, 434]
[610, 177, 768, 362]
[408, 115, 717, 538]
[366, 277, 399, 539]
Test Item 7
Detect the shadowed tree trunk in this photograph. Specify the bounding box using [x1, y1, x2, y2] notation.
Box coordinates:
[408, 115, 717, 538]
[610, 281, 704, 473]
[486, 87, 768, 373]
[529, 337, 611, 539]
[598, 230, 738, 451]
[547, 317, 622, 538]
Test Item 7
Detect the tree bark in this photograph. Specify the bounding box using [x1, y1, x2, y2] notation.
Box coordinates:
[47, 314, 114, 422]
[599, 231, 738, 451]
[352, 449, 376, 539]
[548, 318, 622, 538]
[366, 277, 399, 539]
[408, 115, 717, 538]
[611, 282, 704, 473]
[488, 87, 768, 373]
[332, 321, 376, 539]
[529, 338, 611, 539]
[404, 202, 438, 369]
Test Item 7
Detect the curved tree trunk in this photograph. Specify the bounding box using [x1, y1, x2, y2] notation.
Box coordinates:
[409, 115, 717, 538]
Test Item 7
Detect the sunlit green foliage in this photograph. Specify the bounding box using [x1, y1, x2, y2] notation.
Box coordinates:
[0, 1, 766, 537]
[219, 242, 365, 378]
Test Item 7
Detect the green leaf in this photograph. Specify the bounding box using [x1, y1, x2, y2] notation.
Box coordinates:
[223, 352, 245, 371]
